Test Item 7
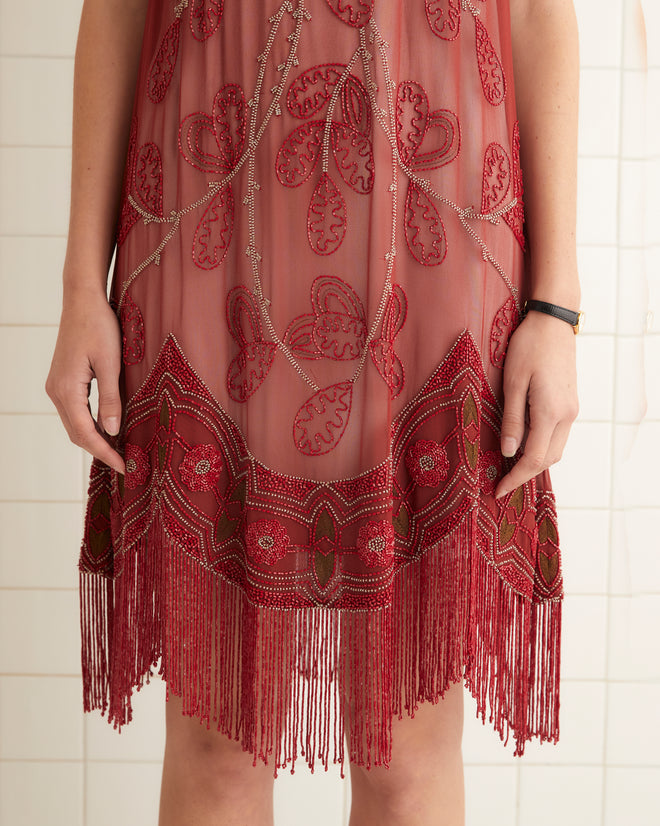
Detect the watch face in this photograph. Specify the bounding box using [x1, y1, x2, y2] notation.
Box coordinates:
[575, 311, 585, 333]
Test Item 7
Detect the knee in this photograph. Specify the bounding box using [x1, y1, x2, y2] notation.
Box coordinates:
[164, 693, 267, 780]
[348, 692, 464, 807]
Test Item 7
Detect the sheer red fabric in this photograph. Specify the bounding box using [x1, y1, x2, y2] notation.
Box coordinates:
[79, 0, 563, 776]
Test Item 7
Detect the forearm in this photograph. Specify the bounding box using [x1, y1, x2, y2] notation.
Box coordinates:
[509, 0, 581, 307]
[64, 0, 149, 300]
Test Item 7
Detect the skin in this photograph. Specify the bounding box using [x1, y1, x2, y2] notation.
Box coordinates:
[45, 0, 580, 824]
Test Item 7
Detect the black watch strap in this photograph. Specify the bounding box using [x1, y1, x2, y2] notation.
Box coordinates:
[523, 299, 583, 333]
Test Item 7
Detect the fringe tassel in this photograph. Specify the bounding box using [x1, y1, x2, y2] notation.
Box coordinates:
[79, 506, 561, 776]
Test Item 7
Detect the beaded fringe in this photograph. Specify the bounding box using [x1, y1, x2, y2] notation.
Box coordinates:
[79, 506, 561, 777]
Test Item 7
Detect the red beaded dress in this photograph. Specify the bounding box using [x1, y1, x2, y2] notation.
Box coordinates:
[79, 0, 563, 776]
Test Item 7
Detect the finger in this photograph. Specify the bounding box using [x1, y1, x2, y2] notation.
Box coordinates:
[495, 412, 555, 498]
[500, 372, 528, 458]
[543, 419, 573, 468]
[62, 379, 125, 474]
[94, 353, 123, 437]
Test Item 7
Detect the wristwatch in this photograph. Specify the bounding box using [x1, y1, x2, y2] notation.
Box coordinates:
[523, 299, 584, 334]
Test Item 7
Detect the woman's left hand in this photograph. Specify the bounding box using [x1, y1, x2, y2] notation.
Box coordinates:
[494, 309, 579, 499]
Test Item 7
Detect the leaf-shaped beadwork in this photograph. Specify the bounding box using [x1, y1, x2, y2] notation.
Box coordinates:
[409, 109, 460, 171]
[341, 74, 371, 136]
[120, 294, 146, 366]
[275, 121, 325, 187]
[324, 0, 373, 28]
[284, 315, 323, 359]
[396, 81, 429, 165]
[425, 0, 461, 41]
[404, 181, 447, 266]
[179, 84, 247, 173]
[369, 285, 408, 397]
[490, 297, 519, 368]
[286, 64, 346, 119]
[313, 312, 366, 360]
[226, 286, 276, 401]
[307, 173, 347, 255]
[330, 123, 374, 194]
[475, 20, 506, 106]
[481, 142, 511, 213]
[293, 382, 353, 455]
[134, 142, 164, 217]
[147, 18, 181, 104]
[212, 84, 247, 169]
[189, 0, 224, 42]
[192, 184, 234, 270]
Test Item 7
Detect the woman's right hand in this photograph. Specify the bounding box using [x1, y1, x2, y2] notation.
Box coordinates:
[45, 286, 126, 475]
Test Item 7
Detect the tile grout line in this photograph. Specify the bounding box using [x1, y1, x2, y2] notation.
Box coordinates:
[600, 4, 631, 822]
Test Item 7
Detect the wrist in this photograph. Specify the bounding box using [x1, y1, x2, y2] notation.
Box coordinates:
[522, 299, 584, 334]
[62, 273, 110, 305]
[527, 271, 581, 310]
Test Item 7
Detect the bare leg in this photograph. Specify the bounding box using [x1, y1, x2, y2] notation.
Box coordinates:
[347, 680, 465, 826]
[158, 691, 275, 826]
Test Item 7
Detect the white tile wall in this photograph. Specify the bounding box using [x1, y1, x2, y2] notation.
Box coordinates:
[605, 683, 660, 766]
[519, 766, 604, 826]
[0, 2, 657, 826]
[464, 766, 517, 825]
[0, 762, 84, 826]
[604, 767, 660, 826]
[85, 762, 163, 826]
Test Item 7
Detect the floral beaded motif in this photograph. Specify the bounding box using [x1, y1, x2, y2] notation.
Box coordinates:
[478, 449, 502, 496]
[180, 445, 224, 491]
[123, 444, 151, 489]
[405, 439, 450, 486]
[246, 519, 291, 566]
[357, 520, 395, 567]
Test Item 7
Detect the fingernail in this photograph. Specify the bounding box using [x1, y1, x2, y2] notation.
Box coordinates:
[501, 437, 517, 457]
[105, 417, 120, 436]
[495, 487, 509, 500]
